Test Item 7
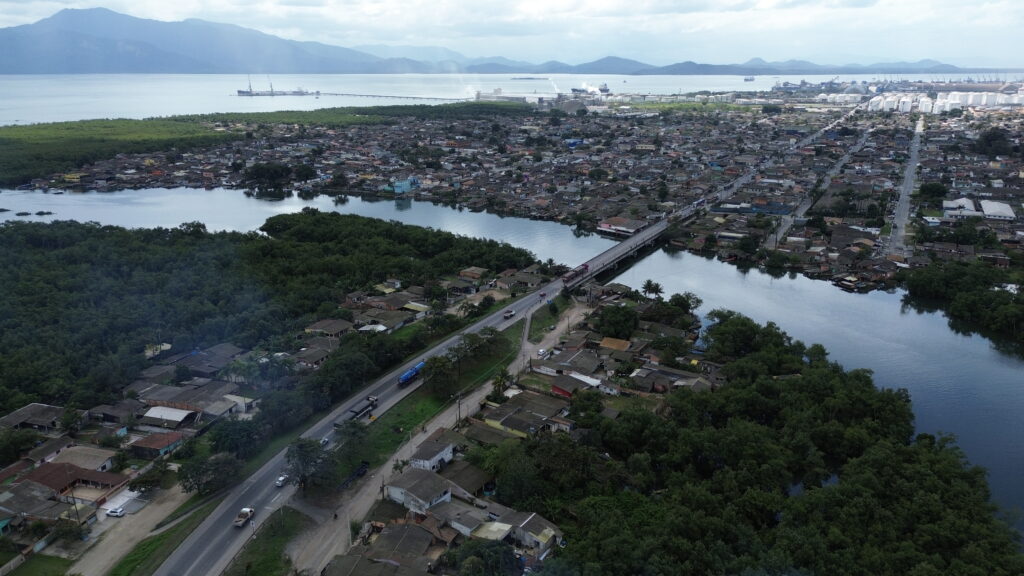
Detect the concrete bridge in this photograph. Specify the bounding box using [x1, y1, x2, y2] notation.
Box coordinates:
[562, 201, 704, 288]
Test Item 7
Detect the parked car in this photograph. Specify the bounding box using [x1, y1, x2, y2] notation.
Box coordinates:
[106, 507, 125, 517]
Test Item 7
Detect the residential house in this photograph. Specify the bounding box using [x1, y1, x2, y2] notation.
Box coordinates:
[129, 431, 185, 460]
[89, 398, 145, 425]
[550, 375, 588, 399]
[50, 446, 117, 472]
[385, 468, 452, 515]
[294, 347, 330, 370]
[458, 267, 488, 282]
[23, 436, 75, 468]
[503, 510, 564, 559]
[304, 318, 354, 339]
[0, 481, 73, 531]
[0, 403, 85, 435]
[19, 462, 128, 505]
[480, 391, 571, 437]
[139, 406, 196, 429]
[408, 440, 454, 473]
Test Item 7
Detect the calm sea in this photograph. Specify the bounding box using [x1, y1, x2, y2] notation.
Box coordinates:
[0, 72, 968, 125]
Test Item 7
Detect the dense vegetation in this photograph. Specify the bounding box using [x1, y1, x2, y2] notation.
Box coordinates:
[902, 261, 1024, 346]
[174, 101, 533, 127]
[0, 119, 238, 186]
[472, 311, 1023, 576]
[0, 210, 534, 413]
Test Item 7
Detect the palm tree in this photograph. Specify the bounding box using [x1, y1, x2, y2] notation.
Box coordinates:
[650, 281, 664, 300]
[641, 278, 656, 298]
[492, 369, 512, 397]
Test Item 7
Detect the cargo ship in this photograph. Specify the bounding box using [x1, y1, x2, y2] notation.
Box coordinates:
[237, 77, 318, 97]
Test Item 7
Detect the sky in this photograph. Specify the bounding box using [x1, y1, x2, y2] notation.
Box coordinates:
[1, 0, 1021, 67]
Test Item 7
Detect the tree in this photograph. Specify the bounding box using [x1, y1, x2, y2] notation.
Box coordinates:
[641, 278, 657, 298]
[209, 418, 262, 460]
[285, 438, 331, 491]
[547, 299, 559, 316]
[59, 407, 82, 437]
[596, 305, 639, 339]
[918, 182, 948, 201]
[129, 460, 167, 493]
[0, 428, 39, 467]
[52, 519, 86, 542]
[668, 292, 702, 316]
[179, 453, 243, 495]
[293, 164, 317, 182]
[173, 364, 193, 383]
[334, 419, 368, 465]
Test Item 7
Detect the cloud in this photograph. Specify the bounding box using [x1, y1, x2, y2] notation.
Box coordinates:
[0, 0, 1020, 67]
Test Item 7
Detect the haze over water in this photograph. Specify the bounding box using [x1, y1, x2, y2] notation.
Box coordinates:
[0, 73, 995, 125]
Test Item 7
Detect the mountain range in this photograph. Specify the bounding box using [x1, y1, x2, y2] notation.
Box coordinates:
[0, 8, 1010, 75]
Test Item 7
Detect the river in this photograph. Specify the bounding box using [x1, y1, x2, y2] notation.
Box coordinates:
[0, 72, 981, 126]
[1, 187, 1022, 531]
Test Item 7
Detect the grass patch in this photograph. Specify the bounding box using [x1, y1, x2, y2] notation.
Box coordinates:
[336, 387, 445, 477]
[0, 548, 19, 567]
[517, 373, 552, 393]
[222, 507, 312, 576]
[108, 500, 219, 576]
[8, 554, 72, 576]
[921, 208, 943, 218]
[528, 296, 570, 343]
[0, 119, 239, 187]
[603, 394, 662, 413]
[881, 223, 892, 235]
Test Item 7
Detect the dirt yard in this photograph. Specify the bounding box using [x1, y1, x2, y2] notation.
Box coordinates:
[67, 484, 190, 576]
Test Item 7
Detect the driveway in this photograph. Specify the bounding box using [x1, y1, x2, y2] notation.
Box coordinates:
[68, 484, 190, 576]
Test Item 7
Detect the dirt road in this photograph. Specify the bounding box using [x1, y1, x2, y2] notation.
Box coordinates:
[69, 484, 190, 576]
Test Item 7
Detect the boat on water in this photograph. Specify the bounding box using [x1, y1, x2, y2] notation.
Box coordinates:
[511, 77, 548, 80]
[598, 83, 611, 94]
[743, 76, 755, 82]
[237, 87, 318, 97]
[237, 76, 318, 97]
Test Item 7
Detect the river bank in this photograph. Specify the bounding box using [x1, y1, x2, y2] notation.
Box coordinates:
[1, 185, 1022, 530]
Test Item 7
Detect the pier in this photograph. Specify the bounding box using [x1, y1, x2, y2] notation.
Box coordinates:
[237, 91, 468, 102]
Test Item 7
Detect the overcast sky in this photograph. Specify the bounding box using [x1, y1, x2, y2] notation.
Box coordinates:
[2, 0, 1020, 67]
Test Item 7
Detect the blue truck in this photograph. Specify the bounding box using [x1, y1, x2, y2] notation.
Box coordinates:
[398, 361, 426, 387]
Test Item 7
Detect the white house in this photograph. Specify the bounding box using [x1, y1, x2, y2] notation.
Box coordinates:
[980, 200, 1016, 221]
[385, 468, 451, 515]
[408, 440, 453, 472]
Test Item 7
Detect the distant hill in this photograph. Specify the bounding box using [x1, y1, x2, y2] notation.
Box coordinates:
[0, 8, 395, 73]
[1, 8, 1012, 75]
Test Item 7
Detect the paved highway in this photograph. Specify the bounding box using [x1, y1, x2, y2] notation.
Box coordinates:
[766, 130, 871, 250]
[153, 301, 537, 576]
[155, 218, 674, 575]
[887, 117, 924, 257]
